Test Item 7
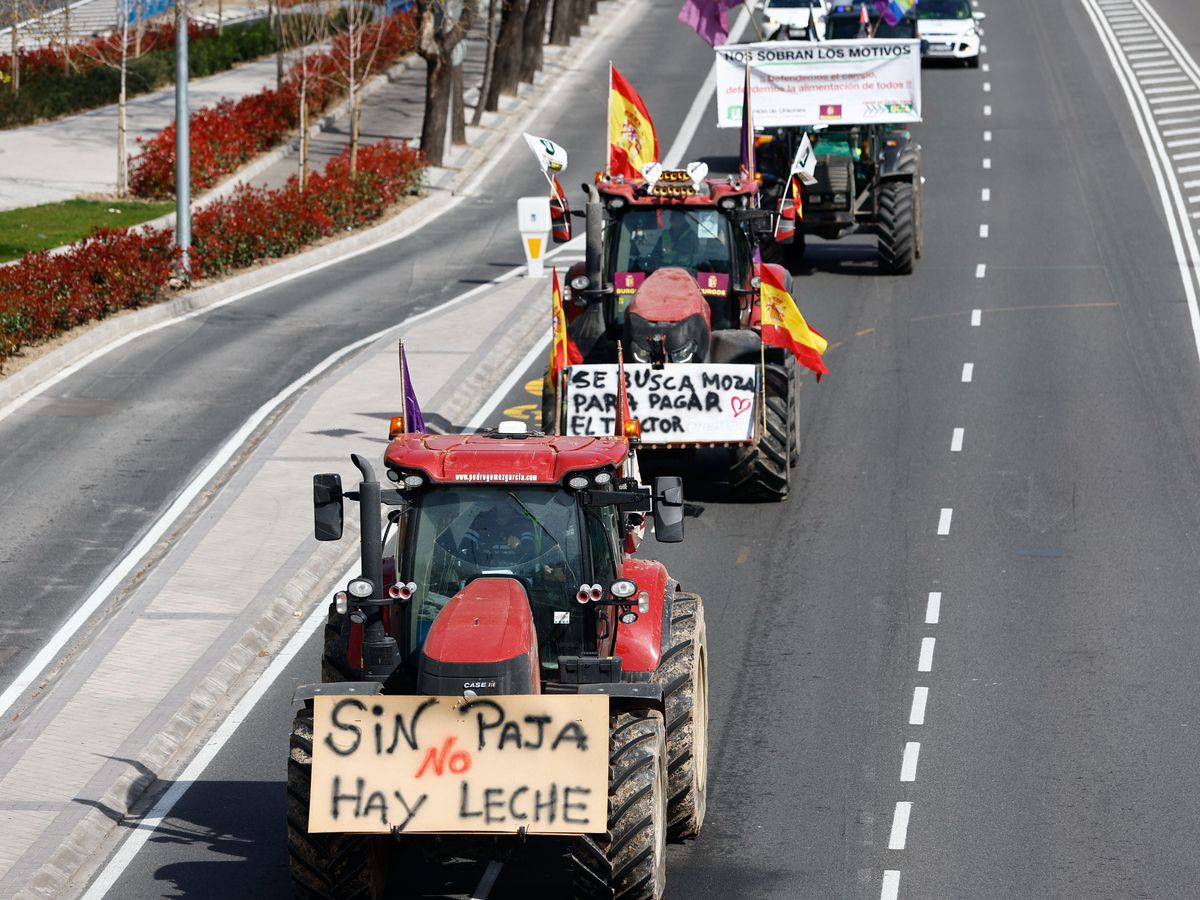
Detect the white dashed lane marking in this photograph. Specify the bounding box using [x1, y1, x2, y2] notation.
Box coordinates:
[926, 591, 942, 623]
[918, 637, 936, 671]
[910, 687, 929, 725]
[982, 188, 991, 201]
[979, 224, 989, 238]
[962, 363, 974, 382]
[900, 742, 921, 782]
[937, 509, 953, 536]
[881, 870, 901, 900]
[888, 803, 912, 850]
[971, 308, 982, 326]
[951, 427, 964, 452]
[975, 263, 987, 278]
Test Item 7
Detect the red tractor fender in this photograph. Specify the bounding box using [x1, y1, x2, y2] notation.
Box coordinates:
[614, 558, 671, 673]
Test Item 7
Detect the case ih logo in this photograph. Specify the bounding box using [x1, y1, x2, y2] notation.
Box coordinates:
[819, 104, 843, 120]
[454, 473, 539, 482]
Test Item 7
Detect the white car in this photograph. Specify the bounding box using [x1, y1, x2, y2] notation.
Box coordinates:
[762, 0, 828, 39]
[916, 0, 985, 67]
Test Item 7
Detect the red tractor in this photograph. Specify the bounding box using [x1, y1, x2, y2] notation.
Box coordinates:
[288, 426, 708, 899]
[544, 168, 803, 501]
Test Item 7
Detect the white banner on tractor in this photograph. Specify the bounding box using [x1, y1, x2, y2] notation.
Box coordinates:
[564, 363, 760, 445]
[714, 40, 922, 128]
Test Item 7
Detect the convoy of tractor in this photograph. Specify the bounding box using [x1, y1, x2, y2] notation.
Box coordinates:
[285, 1, 957, 896]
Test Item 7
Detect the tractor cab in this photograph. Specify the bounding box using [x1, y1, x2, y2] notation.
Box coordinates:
[312, 430, 686, 691]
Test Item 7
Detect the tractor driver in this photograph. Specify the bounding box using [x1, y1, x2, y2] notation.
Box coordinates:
[651, 211, 701, 269]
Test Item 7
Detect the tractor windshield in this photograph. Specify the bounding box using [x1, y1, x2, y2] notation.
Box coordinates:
[403, 485, 589, 668]
[612, 207, 735, 277]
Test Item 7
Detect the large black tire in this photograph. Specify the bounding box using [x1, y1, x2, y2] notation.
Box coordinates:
[321, 604, 353, 684]
[652, 593, 708, 842]
[728, 362, 792, 501]
[786, 356, 800, 468]
[288, 708, 385, 900]
[878, 179, 917, 276]
[573, 711, 669, 900]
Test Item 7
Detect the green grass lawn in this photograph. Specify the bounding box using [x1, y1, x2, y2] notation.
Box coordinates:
[0, 198, 175, 263]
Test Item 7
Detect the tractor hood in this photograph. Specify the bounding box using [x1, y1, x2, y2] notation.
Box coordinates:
[625, 268, 712, 365]
[384, 433, 629, 484]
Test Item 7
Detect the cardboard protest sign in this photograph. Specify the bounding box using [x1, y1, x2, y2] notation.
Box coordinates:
[564, 363, 759, 444]
[308, 694, 609, 835]
[714, 40, 922, 128]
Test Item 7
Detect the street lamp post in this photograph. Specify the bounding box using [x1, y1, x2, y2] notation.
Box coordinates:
[175, 0, 191, 277]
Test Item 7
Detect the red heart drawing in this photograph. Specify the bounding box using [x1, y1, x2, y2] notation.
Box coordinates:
[731, 396, 752, 417]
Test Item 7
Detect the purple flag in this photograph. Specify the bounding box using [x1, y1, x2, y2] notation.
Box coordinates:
[678, 0, 741, 47]
[401, 344, 426, 433]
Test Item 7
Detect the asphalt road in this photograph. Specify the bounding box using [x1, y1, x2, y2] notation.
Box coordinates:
[15, 0, 1200, 896]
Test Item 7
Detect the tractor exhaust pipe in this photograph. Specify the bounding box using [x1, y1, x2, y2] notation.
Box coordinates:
[351, 453, 400, 681]
[584, 182, 603, 292]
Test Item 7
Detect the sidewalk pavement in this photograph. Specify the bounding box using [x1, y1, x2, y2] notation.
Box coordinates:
[0, 51, 279, 211]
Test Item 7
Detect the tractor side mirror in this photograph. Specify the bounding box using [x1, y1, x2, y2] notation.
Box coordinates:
[551, 178, 572, 243]
[313, 473, 344, 541]
[652, 476, 685, 543]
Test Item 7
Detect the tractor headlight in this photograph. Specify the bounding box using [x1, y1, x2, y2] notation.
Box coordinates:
[630, 342, 651, 363]
[669, 340, 698, 364]
[347, 578, 374, 598]
[568, 475, 590, 490]
[610, 578, 637, 599]
[570, 275, 590, 291]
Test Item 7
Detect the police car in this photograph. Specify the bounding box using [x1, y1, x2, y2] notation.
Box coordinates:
[916, 0, 985, 67]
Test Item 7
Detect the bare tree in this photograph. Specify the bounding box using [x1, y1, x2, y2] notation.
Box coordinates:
[548, 0, 578, 46]
[8, 1, 19, 94]
[415, 0, 475, 167]
[518, 0, 547, 84]
[469, 0, 497, 126]
[279, 0, 334, 188]
[338, 0, 390, 174]
[483, 0, 519, 111]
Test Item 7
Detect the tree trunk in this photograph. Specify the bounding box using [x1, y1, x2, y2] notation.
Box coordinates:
[217, 0, 224, 36]
[9, 5, 18, 96]
[420, 56, 450, 167]
[62, 2, 70, 75]
[485, 0, 523, 111]
[118, 27, 128, 195]
[451, 61, 466, 144]
[299, 53, 309, 190]
[518, 0, 548, 84]
[273, 0, 283, 91]
[569, 0, 584, 38]
[350, 91, 362, 174]
[470, 0, 498, 126]
[548, 0, 570, 46]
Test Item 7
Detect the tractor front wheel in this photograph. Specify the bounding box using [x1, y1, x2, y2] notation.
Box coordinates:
[729, 362, 792, 501]
[653, 592, 709, 842]
[573, 711, 669, 900]
[878, 179, 917, 275]
[288, 708, 385, 900]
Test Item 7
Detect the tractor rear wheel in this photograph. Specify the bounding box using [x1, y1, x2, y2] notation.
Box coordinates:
[729, 362, 792, 501]
[287, 708, 385, 900]
[878, 179, 917, 275]
[786, 357, 800, 468]
[573, 711, 668, 900]
[321, 605, 353, 683]
[653, 592, 709, 842]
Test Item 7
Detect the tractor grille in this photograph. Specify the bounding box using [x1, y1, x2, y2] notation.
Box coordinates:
[805, 159, 855, 212]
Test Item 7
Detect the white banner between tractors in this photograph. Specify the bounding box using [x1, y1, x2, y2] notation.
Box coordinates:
[564, 363, 759, 444]
[714, 40, 922, 128]
[308, 694, 609, 835]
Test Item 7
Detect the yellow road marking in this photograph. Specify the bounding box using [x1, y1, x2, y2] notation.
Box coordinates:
[504, 403, 541, 422]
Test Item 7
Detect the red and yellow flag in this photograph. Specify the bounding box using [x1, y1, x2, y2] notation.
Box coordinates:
[760, 265, 828, 379]
[609, 65, 659, 180]
[549, 268, 582, 387]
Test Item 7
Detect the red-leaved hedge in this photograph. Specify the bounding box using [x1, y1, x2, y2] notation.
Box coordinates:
[130, 13, 418, 199]
[0, 139, 423, 364]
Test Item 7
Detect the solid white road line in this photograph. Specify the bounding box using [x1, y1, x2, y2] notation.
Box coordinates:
[971, 308, 982, 326]
[881, 870, 901, 900]
[900, 742, 921, 782]
[888, 803, 912, 850]
[926, 591, 942, 624]
[910, 687, 929, 725]
[918, 637, 936, 672]
[961, 363, 974, 382]
[937, 509, 953, 536]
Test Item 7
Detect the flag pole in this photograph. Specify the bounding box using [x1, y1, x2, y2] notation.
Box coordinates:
[398, 338, 407, 433]
[759, 309, 767, 444]
[741, 0, 764, 40]
[605, 62, 613, 177]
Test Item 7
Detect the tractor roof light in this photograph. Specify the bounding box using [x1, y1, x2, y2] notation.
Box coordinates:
[386, 468, 402, 483]
[568, 475, 590, 490]
[593, 471, 613, 486]
[623, 418, 642, 440]
[347, 578, 374, 599]
[403, 474, 424, 489]
[388, 416, 405, 440]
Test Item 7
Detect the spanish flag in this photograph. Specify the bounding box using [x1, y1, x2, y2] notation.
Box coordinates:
[760, 265, 828, 379]
[548, 268, 582, 389]
[609, 64, 659, 180]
